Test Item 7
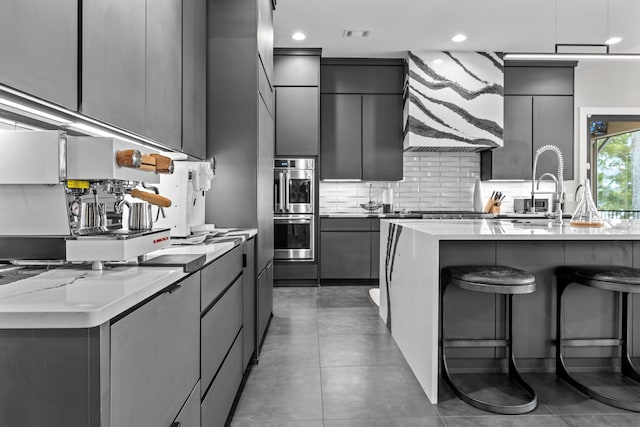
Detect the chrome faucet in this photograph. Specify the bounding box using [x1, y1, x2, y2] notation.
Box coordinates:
[531, 145, 565, 225]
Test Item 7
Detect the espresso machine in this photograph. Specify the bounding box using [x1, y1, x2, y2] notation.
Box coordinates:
[0, 130, 175, 269]
[155, 156, 216, 237]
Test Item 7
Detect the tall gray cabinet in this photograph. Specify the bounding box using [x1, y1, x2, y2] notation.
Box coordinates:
[207, 0, 274, 357]
[481, 63, 576, 180]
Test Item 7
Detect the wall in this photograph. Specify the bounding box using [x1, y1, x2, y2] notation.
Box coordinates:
[320, 152, 554, 214]
[573, 61, 640, 184]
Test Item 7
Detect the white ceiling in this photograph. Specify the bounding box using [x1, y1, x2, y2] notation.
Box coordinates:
[274, 0, 640, 58]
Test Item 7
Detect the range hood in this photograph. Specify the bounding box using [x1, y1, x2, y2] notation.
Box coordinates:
[403, 51, 504, 152]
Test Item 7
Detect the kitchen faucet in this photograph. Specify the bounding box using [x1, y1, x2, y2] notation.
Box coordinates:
[531, 145, 565, 225]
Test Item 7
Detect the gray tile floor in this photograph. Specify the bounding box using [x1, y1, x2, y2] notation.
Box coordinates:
[229, 286, 640, 426]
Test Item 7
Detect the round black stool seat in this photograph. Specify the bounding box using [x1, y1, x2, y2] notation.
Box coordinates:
[445, 265, 536, 294]
[557, 265, 640, 293]
[440, 265, 538, 414]
[555, 265, 640, 412]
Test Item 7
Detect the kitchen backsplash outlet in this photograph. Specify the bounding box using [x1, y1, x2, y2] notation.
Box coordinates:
[319, 152, 555, 213]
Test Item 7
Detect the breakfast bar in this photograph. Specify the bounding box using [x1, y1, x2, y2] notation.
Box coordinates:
[379, 218, 640, 403]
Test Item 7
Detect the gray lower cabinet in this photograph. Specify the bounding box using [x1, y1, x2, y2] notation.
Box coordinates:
[320, 94, 362, 180]
[110, 273, 200, 427]
[275, 86, 319, 156]
[82, 0, 146, 135]
[201, 331, 243, 427]
[243, 237, 256, 368]
[257, 261, 274, 345]
[200, 245, 245, 426]
[320, 217, 381, 281]
[200, 276, 243, 395]
[173, 381, 200, 427]
[145, 0, 182, 149]
[182, 0, 207, 158]
[321, 231, 371, 279]
[0, 0, 78, 110]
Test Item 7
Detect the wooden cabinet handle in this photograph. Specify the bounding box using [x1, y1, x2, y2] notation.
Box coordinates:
[116, 149, 142, 168]
[150, 154, 174, 174]
[130, 189, 172, 207]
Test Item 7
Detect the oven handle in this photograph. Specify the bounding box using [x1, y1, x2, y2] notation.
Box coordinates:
[285, 171, 291, 212]
[274, 216, 311, 224]
[277, 172, 285, 212]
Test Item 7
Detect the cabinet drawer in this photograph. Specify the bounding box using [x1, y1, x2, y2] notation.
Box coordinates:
[201, 331, 243, 427]
[110, 273, 199, 427]
[201, 276, 243, 395]
[320, 217, 372, 231]
[173, 381, 200, 427]
[201, 245, 242, 311]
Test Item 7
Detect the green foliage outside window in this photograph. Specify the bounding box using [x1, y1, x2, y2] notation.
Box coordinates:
[596, 132, 637, 210]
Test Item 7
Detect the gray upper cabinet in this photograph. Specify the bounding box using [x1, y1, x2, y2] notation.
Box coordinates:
[320, 60, 404, 181]
[275, 87, 319, 156]
[362, 94, 403, 181]
[0, 0, 78, 110]
[146, 0, 182, 150]
[274, 55, 319, 86]
[482, 64, 575, 180]
[533, 96, 574, 179]
[321, 63, 404, 94]
[504, 66, 574, 96]
[82, 0, 146, 135]
[274, 50, 320, 157]
[482, 96, 533, 180]
[320, 94, 362, 180]
[182, 0, 207, 158]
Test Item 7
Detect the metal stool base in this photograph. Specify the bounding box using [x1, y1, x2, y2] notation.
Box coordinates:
[441, 275, 538, 415]
[556, 277, 640, 412]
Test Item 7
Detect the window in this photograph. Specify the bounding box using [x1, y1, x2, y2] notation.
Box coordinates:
[589, 115, 640, 218]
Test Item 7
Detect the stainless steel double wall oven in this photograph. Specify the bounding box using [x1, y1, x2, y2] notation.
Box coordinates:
[273, 158, 315, 261]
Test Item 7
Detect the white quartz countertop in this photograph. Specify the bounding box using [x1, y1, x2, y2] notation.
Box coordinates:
[0, 228, 257, 329]
[0, 265, 186, 329]
[383, 218, 640, 240]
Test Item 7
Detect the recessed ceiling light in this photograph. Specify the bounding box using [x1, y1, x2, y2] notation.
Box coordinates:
[292, 32, 306, 41]
[343, 30, 371, 38]
[432, 59, 443, 65]
[605, 36, 622, 45]
[452, 34, 467, 43]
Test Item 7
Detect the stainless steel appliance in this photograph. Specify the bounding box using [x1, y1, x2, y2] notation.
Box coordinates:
[0, 130, 174, 269]
[274, 158, 314, 214]
[514, 198, 548, 214]
[273, 158, 315, 261]
[274, 214, 314, 261]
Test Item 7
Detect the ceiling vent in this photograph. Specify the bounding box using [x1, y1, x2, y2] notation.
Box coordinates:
[343, 30, 370, 38]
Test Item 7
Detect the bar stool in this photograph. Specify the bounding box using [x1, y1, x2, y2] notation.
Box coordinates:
[556, 265, 640, 412]
[441, 265, 538, 414]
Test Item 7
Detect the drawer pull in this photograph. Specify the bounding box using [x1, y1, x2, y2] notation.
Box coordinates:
[163, 283, 183, 294]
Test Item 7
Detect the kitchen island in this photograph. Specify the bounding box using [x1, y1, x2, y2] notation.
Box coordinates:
[379, 218, 640, 403]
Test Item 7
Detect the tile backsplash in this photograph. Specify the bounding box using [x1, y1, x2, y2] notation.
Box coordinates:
[319, 152, 555, 214]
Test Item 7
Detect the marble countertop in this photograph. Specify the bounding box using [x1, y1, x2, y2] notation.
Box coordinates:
[0, 228, 257, 329]
[320, 212, 422, 218]
[383, 218, 640, 240]
[0, 265, 186, 329]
